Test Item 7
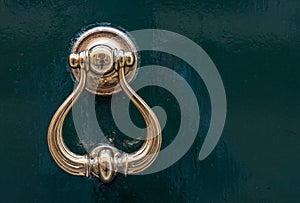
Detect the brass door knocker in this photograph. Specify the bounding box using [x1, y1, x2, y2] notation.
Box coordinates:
[48, 26, 162, 183]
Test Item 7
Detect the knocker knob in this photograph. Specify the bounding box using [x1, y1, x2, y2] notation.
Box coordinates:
[90, 148, 116, 183]
[69, 53, 79, 67]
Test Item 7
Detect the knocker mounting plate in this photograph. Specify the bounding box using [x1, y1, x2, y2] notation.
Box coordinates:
[70, 26, 138, 95]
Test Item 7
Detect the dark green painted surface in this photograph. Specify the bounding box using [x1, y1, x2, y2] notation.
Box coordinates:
[0, 0, 299, 202]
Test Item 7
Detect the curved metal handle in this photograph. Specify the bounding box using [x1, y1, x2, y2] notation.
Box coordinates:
[48, 68, 89, 177]
[47, 31, 162, 182]
[118, 67, 162, 175]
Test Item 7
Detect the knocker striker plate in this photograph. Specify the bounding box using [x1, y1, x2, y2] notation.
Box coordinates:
[71, 26, 138, 95]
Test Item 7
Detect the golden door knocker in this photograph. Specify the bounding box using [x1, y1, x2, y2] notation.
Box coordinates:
[48, 26, 162, 183]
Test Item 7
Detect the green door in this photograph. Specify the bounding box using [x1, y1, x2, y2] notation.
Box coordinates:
[1, 0, 299, 202]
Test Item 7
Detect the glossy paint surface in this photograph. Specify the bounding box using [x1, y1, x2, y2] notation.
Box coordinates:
[0, 0, 299, 202]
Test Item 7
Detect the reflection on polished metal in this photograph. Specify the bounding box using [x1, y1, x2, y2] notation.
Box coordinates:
[47, 26, 162, 183]
[70, 26, 138, 95]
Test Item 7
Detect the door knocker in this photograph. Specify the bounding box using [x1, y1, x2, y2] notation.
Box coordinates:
[48, 26, 162, 183]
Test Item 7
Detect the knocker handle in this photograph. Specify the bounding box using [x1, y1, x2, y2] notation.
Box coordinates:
[118, 67, 162, 174]
[47, 26, 162, 183]
[48, 68, 89, 177]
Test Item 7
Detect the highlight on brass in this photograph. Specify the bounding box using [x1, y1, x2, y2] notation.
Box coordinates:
[47, 26, 162, 183]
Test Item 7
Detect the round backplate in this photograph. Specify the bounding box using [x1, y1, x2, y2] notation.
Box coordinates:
[71, 26, 138, 95]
